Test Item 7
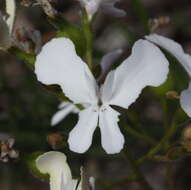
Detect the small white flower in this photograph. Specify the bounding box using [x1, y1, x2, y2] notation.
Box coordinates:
[0, 0, 16, 50]
[51, 101, 80, 126]
[35, 37, 169, 154]
[36, 151, 83, 190]
[145, 34, 191, 117]
[77, 0, 126, 20]
[51, 50, 123, 126]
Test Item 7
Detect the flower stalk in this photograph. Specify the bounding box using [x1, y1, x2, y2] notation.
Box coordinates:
[82, 9, 93, 70]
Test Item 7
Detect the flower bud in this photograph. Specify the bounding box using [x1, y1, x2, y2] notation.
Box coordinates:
[149, 16, 171, 33]
[181, 124, 191, 152]
[166, 91, 179, 99]
[0, 138, 19, 162]
[47, 133, 66, 150]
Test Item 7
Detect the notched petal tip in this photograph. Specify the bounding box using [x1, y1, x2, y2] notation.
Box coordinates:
[35, 37, 98, 105]
[103, 39, 169, 109]
[99, 106, 125, 154]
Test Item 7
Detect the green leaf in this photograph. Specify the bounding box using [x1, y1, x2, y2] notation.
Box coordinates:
[49, 17, 85, 57]
[56, 26, 85, 57]
[9, 47, 35, 68]
[150, 73, 174, 97]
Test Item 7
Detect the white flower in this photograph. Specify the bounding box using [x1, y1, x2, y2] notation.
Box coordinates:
[51, 101, 80, 126]
[51, 50, 123, 126]
[145, 34, 191, 117]
[36, 151, 82, 190]
[0, 0, 16, 50]
[77, 0, 126, 20]
[35, 37, 169, 154]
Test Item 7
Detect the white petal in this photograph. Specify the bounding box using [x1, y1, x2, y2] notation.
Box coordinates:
[36, 151, 72, 190]
[99, 105, 124, 154]
[61, 172, 78, 190]
[5, 0, 16, 33]
[99, 49, 123, 80]
[180, 82, 191, 117]
[89, 177, 95, 190]
[101, 0, 126, 17]
[77, 0, 101, 20]
[51, 104, 79, 126]
[0, 12, 11, 50]
[145, 34, 191, 77]
[35, 38, 98, 105]
[102, 39, 169, 109]
[58, 101, 71, 109]
[101, 70, 115, 103]
[68, 106, 99, 153]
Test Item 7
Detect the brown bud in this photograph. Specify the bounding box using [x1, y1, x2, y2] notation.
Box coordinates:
[1, 143, 10, 154]
[166, 91, 179, 99]
[47, 133, 66, 150]
[166, 147, 184, 160]
[20, 0, 33, 7]
[149, 16, 171, 33]
[181, 124, 191, 152]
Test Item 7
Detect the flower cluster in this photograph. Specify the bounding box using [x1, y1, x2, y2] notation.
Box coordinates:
[0, 138, 19, 162]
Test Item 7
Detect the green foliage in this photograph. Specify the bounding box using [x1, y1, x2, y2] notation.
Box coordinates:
[53, 17, 86, 57]
[9, 47, 35, 68]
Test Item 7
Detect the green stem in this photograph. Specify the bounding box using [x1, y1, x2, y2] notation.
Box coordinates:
[132, 0, 150, 34]
[124, 124, 156, 145]
[9, 47, 35, 68]
[122, 113, 156, 145]
[82, 9, 93, 70]
[136, 114, 179, 165]
[162, 99, 169, 132]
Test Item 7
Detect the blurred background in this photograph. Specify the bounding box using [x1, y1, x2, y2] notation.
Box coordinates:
[1, 0, 191, 189]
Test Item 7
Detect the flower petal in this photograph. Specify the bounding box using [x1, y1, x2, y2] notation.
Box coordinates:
[99, 49, 123, 80]
[99, 105, 124, 154]
[68, 106, 99, 153]
[77, 0, 101, 20]
[101, 0, 126, 17]
[180, 82, 191, 117]
[0, 12, 11, 50]
[35, 38, 98, 105]
[145, 34, 191, 77]
[5, 0, 16, 33]
[58, 101, 71, 109]
[51, 104, 80, 126]
[102, 39, 169, 108]
[36, 151, 72, 190]
[61, 172, 78, 190]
